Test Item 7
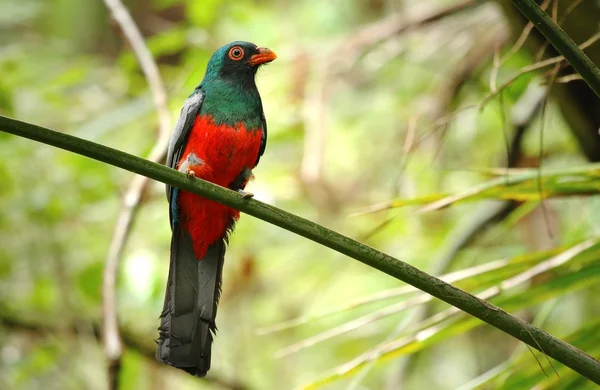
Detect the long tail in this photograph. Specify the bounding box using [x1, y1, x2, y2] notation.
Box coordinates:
[156, 226, 225, 377]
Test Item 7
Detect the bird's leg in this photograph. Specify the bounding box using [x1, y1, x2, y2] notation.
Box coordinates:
[237, 189, 254, 199]
[230, 168, 255, 198]
[178, 153, 204, 178]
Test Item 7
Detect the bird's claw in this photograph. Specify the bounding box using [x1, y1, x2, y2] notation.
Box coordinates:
[238, 190, 254, 199]
[185, 169, 196, 177]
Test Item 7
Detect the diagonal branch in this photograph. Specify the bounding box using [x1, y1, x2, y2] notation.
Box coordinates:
[101, 1, 172, 389]
[482, 30, 600, 107]
[310, 239, 598, 386]
[1, 115, 600, 384]
[511, 0, 600, 97]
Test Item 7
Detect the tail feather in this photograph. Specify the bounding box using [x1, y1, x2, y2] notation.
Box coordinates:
[156, 226, 225, 377]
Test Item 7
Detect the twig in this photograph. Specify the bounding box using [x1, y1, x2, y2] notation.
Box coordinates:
[352, 163, 600, 216]
[512, 0, 600, 98]
[3, 116, 600, 384]
[535, 0, 586, 61]
[315, 238, 598, 383]
[550, 0, 558, 21]
[491, 0, 552, 90]
[489, 42, 502, 93]
[392, 85, 547, 381]
[536, 63, 561, 241]
[298, 0, 490, 206]
[481, 29, 600, 108]
[490, 0, 552, 93]
[102, 0, 171, 132]
[101, 0, 172, 389]
[275, 295, 432, 358]
[554, 73, 583, 83]
[355, 29, 598, 216]
[457, 300, 560, 390]
[257, 257, 510, 335]
[274, 234, 592, 358]
[275, 248, 527, 356]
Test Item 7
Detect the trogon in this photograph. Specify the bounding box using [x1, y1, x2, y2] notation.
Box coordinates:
[156, 41, 276, 377]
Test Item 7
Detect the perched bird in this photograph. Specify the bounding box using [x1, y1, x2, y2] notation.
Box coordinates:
[156, 41, 276, 377]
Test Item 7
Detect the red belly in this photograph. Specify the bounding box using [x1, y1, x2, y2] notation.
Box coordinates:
[177, 114, 262, 258]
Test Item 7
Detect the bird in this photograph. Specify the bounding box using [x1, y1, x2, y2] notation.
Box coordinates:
[156, 41, 276, 377]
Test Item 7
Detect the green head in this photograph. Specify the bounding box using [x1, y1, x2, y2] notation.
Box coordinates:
[198, 41, 277, 127]
[202, 41, 277, 85]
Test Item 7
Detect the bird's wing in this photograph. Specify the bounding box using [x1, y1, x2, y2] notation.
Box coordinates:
[166, 90, 204, 201]
[254, 109, 267, 167]
[166, 90, 204, 228]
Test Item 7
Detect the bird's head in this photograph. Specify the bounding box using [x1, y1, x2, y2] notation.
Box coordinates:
[203, 41, 277, 85]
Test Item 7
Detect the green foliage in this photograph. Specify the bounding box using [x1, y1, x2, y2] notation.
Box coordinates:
[2, 0, 600, 390]
[365, 164, 600, 212]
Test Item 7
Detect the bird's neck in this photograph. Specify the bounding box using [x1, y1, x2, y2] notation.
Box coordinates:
[199, 78, 263, 129]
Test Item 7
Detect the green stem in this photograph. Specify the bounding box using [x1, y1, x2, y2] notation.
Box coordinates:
[2, 114, 600, 383]
[511, 0, 600, 98]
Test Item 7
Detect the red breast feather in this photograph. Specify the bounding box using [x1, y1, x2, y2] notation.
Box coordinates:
[177, 114, 262, 258]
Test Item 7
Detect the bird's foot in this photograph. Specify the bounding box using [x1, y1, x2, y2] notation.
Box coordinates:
[238, 189, 254, 199]
[185, 169, 196, 177]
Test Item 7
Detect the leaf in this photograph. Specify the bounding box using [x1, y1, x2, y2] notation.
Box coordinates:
[357, 164, 600, 213]
[302, 242, 600, 389]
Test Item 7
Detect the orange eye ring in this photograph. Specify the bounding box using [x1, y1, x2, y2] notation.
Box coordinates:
[228, 46, 244, 61]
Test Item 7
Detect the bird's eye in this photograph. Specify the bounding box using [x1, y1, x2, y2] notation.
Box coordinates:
[228, 46, 244, 61]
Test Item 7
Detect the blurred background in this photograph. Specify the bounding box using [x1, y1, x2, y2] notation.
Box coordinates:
[2, 0, 600, 389]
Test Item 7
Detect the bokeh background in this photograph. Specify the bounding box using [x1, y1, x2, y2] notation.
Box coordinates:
[2, 0, 600, 389]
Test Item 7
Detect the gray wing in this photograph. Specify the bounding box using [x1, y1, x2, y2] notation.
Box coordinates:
[166, 90, 204, 203]
[254, 110, 267, 167]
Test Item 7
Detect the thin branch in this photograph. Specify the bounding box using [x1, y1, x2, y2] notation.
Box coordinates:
[257, 257, 510, 335]
[536, 62, 562, 241]
[457, 300, 560, 390]
[275, 233, 591, 358]
[554, 73, 583, 83]
[510, 0, 552, 58]
[535, 0, 587, 61]
[102, 0, 171, 134]
[481, 29, 600, 107]
[275, 295, 432, 358]
[491, 0, 552, 90]
[512, 0, 600, 98]
[550, 0, 558, 21]
[335, 15, 599, 217]
[392, 85, 548, 382]
[318, 239, 597, 383]
[298, 0, 490, 205]
[101, 0, 172, 388]
[2, 116, 600, 384]
[489, 41, 502, 93]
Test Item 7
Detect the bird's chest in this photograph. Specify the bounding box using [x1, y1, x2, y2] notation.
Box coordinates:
[180, 114, 262, 186]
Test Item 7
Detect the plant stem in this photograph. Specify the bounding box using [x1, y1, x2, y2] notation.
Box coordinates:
[2, 114, 600, 383]
[100, 0, 173, 386]
[512, 0, 600, 98]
